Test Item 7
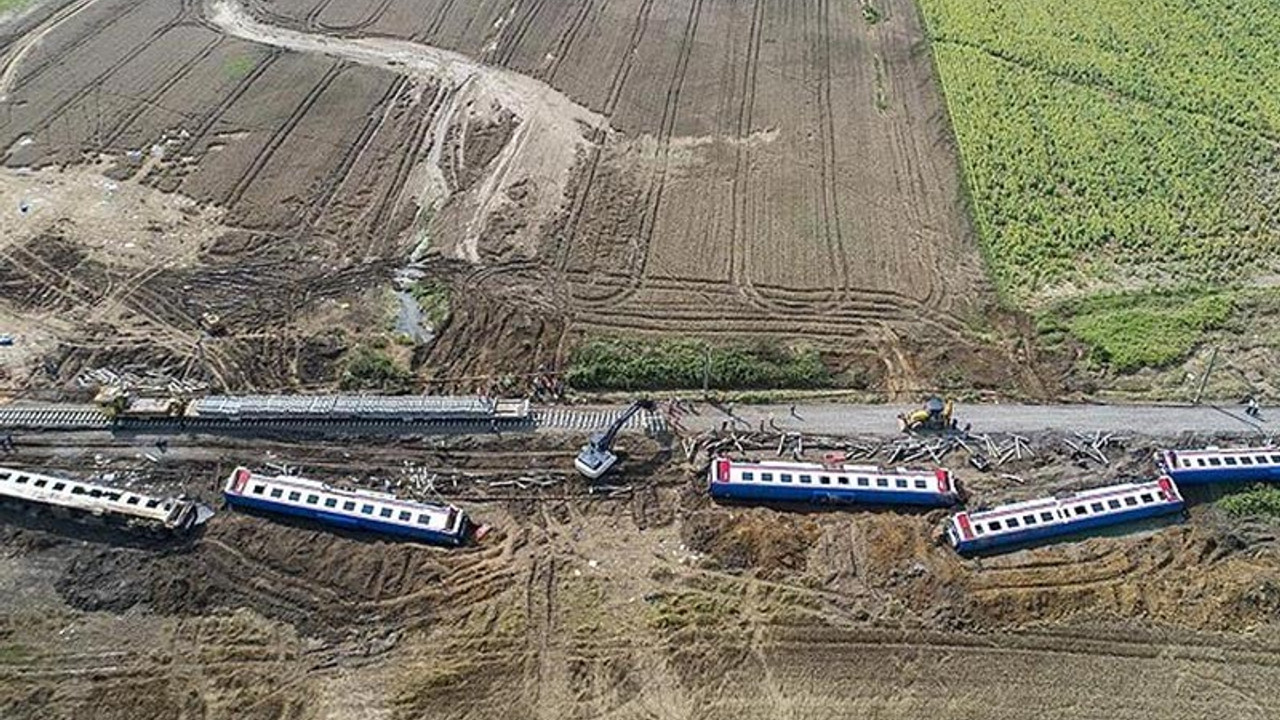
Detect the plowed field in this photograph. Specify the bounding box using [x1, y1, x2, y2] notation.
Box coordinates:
[0, 0, 1028, 395]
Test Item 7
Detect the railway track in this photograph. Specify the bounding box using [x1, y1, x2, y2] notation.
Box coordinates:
[0, 404, 667, 435]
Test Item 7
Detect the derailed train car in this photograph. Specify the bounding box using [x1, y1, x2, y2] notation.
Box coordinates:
[223, 467, 473, 547]
[1156, 446, 1280, 485]
[0, 466, 210, 532]
[708, 457, 961, 507]
[944, 477, 1184, 555]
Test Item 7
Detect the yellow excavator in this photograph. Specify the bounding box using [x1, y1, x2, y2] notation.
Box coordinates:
[898, 396, 957, 433]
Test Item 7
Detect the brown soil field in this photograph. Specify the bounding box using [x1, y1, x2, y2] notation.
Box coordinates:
[0, 0, 1039, 396]
[2, 429, 1280, 719]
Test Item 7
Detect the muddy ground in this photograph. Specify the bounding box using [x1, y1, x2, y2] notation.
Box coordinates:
[1, 428, 1279, 719]
[0, 0, 1042, 398]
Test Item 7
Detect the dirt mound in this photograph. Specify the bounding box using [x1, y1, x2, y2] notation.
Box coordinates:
[682, 507, 820, 577]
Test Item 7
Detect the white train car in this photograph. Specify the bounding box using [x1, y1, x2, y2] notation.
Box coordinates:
[944, 477, 1184, 555]
[0, 466, 208, 532]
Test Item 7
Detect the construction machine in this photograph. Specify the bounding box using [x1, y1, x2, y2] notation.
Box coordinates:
[898, 396, 957, 433]
[575, 399, 656, 480]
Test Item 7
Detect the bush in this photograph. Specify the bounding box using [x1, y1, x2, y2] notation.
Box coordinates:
[340, 347, 414, 392]
[408, 280, 451, 328]
[566, 337, 832, 391]
[1219, 485, 1280, 520]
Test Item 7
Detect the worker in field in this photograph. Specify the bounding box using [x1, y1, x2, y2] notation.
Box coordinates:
[1245, 395, 1262, 419]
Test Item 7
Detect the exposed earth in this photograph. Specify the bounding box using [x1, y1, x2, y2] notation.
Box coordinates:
[1, 426, 1280, 719]
[0, 0, 1040, 397]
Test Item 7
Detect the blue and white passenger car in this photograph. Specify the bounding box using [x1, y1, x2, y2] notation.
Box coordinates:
[708, 457, 960, 507]
[944, 477, 1184, 555]
[1155, 446, 1280, 485]
[223, 467, 471, 547]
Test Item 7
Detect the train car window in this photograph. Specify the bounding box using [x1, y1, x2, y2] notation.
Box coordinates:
[252, 484, 266, 495]
[1257, 456, 1270, 464]
[379, 507, 393, 518]
[988, 520, 1002, 531]
[1090, 502, 1105, 512]
[399, 511, 412, 521]
[343, 501, 356, 511]
[1041, 512, 1054, 522]
[914, 480, 928, 489]
[799, 474, 812, 483]
[838, 477, 850, 485]
[417, 514, 432, 525]
[894, 479, 907, 488]
[762, 473, 774, 482]
[306, 495, 319, 505]
[71, 486, 85, 495]
[1182, 458, 1193, 467]
[819, 476, 831, 485]
[1124, 496, 1138, 506]
[1240, 456, 1254, 465]
[876, 478, 889, 487]
[1139, 493, 1154, 503]
[89, 489, 103, 498]
[1272, 455, 1280, 463]
[1208, 457, 1221, 466]
[126, 497, 139, 505]
[33, 479, 46, 488]
[1224, 457, 1238, 466]
[974, 525, 985, 535]
[857, 477, 869, 486]
[782, 474, 795, 483]
[1006, 518, 1019, 529]
[1074, 506, 1088, 516]
[1023, 514, 1037, 525]
[324, 498, 338, 508]
[361, 504, 375, 515]
[742, 472, 754, 481]
[12, 476, 26, 484]
[52, 483, 66, 491]
[288, 491, 301, 502]
[145, 499, 160, 508]
[270, 488, 283, 498]
[1107, 499, 1121, 509]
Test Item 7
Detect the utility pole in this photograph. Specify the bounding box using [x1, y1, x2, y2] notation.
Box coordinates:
[1193, 346, 1219, 405]
[702, 342, 711, 398]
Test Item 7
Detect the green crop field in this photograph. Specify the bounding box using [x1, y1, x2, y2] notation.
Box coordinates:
[919, 0, 1280, 305]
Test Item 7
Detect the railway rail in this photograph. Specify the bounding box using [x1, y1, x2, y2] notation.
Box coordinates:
[0, 404, 667, 435]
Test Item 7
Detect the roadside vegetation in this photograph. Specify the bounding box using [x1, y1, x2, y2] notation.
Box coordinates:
[1219, 485, 1280, 520]
[340, 346, 414, 392]
[566, 337, 831, 391]
[919, 0, 1280, 305]
[1037, 288, 1234, 372]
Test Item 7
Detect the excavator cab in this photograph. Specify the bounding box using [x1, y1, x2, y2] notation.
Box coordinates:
[575, 399, 655, 480]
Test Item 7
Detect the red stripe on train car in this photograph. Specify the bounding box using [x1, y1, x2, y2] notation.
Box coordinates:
[233, 468, 250, 493]
[1158, 476, 1178, 502]
[956, 512, 973, 539]
[716, 459, 731, 483]
[935, 469, 950, 494]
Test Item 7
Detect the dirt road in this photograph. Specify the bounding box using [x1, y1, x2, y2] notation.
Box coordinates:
[674, 401, 1271, 436]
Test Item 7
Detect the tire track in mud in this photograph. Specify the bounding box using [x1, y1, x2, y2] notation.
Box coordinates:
[370, 83, 449, 247]
[98, 33, 226, 149]
[568, 0, 703, 308]
[543, 0, 593, 83]
[302, 74, 408, 229]
[495, 0, 550, 70]
[551, 0, 655, 277]
[0, 0, 150, 99]
[221, 61, 343, 209]
[175, 48, 282, 156]
[815, 0, 850, 301]
[419, 0, 458, 42]
[23, 14, 186, 139]
[315, 0, 394, 33]
[302, 0, 337, 31]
